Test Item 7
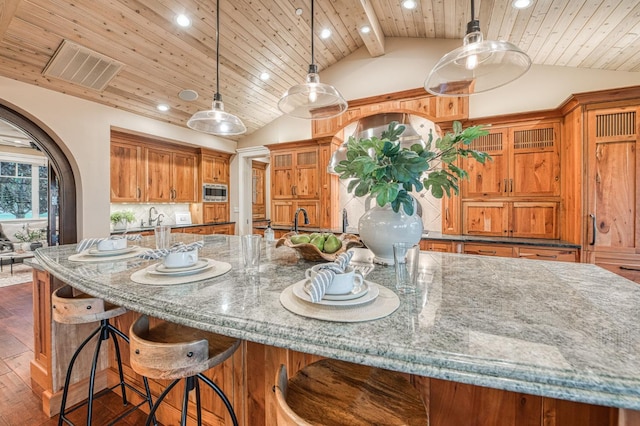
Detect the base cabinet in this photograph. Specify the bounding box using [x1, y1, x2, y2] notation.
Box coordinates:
[271, 200, 319, 228]
[463, 201, 559, 239]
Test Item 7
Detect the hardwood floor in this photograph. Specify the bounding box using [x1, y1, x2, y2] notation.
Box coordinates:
[0, 282, 153, 425]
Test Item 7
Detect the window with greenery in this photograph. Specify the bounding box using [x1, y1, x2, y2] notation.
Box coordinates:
[0, 158, 48, 219]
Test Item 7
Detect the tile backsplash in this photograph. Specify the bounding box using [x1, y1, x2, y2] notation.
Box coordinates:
[110, 204, 192, 228]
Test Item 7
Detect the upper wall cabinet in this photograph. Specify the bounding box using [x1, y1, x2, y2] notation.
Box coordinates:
[462, 122, 560, 198]
[146, 148, 198, 203]
[271, 148, 319, 200]
[110, 141, 144, 202]
[201, 153, 229, 184]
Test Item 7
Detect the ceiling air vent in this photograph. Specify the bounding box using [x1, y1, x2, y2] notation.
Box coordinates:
[42, 40, 124, 91]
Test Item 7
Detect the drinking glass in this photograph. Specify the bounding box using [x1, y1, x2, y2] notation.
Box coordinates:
[393, 242, 420, 294]
[242, 234, 262, 275]
[154, 225, 171, 249]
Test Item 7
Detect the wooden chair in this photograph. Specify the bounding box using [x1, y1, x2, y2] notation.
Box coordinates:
[52, 285, 155, 426]
[274, 359, 429, 426]
[129, 314, 241, 426]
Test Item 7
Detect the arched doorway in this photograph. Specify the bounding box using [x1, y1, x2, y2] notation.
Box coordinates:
[0, 103, 77, 245]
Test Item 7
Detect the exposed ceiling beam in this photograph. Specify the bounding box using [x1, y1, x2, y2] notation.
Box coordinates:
[356, 0, 385, 57]
[0, 0, 20, 39]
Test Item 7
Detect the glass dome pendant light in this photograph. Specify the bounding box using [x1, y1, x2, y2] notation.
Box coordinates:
[278, 0, 348, 120]
[424, 0, 531, 96]
[187, 0, 246, 135]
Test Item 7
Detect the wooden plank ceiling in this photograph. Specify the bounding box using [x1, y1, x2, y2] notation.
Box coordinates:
[0, 0, 638, 138]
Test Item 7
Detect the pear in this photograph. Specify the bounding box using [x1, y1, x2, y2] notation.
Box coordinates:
[310, 235, 325, 251]
[290, 234, 310, 245]
[323, 234, 342, 254]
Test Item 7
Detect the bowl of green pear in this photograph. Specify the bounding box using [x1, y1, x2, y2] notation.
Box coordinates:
[275, 232, 362, 262]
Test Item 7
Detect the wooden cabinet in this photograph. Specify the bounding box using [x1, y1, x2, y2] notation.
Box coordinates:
[584, 105, 640, 279]
[110, 131, 199, 203]
[272, 147, 319, 199]
[515, 246, 579, 262]
[110, 141, 143, 202]
[462, 201, 559, 239]
[271, 200, 320, 228]
[252, 161, 267, 220]
[463, 243, 514, 257]
[462, 123, 560, 198]
[202, 153, 229, 184]
[203, 203, 229, 223]
[420, 239, 457, 253]
[146, 147, 197, 202]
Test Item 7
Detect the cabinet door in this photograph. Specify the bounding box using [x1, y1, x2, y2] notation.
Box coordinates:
[172, 151, 197, 202]
[462, 129, 508, 197]
[293, 148, 319, 199]
[110, 142, 143, 202]
[203, 203, 229, 223]
[271, 201, 294, 227]
[442, 193, 460, 234]
[515, 246, 578, 262]
[510, 124, 560, 197]
[202, 155, 229, 184]
[587, 107, 638, 255]
[462, 202, 509, 237]
[146, 148, 172, 202]
[463, 243, 514, 257]
[272, 152, 294, 199]
[510, 202, 558, 239]
[294, 200, 320, 228]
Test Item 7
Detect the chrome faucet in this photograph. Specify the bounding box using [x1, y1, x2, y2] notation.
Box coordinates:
[293, 208, 309, 233]
[342, 208, 349, 233]
[148, 206, 158, 227]
[156, 213, 164, 226]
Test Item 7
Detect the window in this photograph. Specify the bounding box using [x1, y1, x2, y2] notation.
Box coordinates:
[0, 155, 48, 220]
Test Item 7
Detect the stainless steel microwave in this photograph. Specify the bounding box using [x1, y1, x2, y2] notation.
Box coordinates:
[203, 183, 228, 202]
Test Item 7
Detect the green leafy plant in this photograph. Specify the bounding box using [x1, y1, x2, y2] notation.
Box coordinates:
[14, 224, 45, 242]
[110, 210, 136, 225]
[334, 121, 491, 215]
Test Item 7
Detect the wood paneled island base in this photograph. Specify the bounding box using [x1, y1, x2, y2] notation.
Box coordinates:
[31, 237, 640, 425]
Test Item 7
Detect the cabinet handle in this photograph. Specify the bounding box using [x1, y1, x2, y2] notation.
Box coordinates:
[137, 187, 141, 199]
[479, 250, 496, 254]
[509, 178, 513, 193]
[589, 214, 596, 245]
[445, 207, 449, 224]
[535, 254, 557, 259]
[620, 266, 640, 272]
[503, 179, 508, 193]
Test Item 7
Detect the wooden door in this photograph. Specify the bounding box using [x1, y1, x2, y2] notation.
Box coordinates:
[172, 151, 197, 202]
[271, 152, 294, 199]
[145, 148, 172, 202]
[462, 201, 509, 237]
[510, 201, 559, 239]
[462, 129, 508, 198]
[293, 148, 319, 198]
[203, 203, 229, 223]
[110, 142, 142, 202]
[510, 123, 560, 197]
[586, 107, 639, 255]
[252, 161, 267, 220]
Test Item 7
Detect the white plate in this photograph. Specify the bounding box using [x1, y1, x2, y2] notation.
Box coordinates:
[147, 259, 213, 277]
[155, 259, 209, 273]
[292, 279, 379, 307]
[86, 246, 138, 257]
[310, 281, 370, 301]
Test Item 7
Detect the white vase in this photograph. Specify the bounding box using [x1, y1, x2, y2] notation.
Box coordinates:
[358, 202, 423, 265]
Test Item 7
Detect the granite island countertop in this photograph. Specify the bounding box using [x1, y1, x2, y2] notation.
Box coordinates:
[35, 235, 640, 409]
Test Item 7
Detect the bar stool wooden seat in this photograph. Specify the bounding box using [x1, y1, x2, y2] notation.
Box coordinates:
[129, 315, 241, 426]
[274, 359, 429, 426]
[52, 285, 155, 426]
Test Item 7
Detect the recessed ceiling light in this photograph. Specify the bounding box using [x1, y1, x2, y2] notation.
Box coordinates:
[512, 0, 532, 9]
[175, 14, 191, 28]
[295, 8, 303, 16]
[260, 72, 270, 81]
[179, 89, 199, 101]
[157, 104, 170, 112]
[402, 0, 417, 10]
[360, 25, 371, 34]
[320, 28, 332, 39]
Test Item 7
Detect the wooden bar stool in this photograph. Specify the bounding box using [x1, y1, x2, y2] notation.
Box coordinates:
[52, 285, 155, 426]
[274, 359, 429, 426]
[129, 315, 241, 426]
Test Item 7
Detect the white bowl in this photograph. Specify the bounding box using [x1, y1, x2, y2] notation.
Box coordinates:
[164, 250, 198, 268]
[305, 265, 364, 295]
[97, 238, 127, 252]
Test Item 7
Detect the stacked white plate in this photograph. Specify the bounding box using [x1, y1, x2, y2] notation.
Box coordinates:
[291, 279, 380, 307]
[85, 246, 138, 257]
[146, 259, 215, 277]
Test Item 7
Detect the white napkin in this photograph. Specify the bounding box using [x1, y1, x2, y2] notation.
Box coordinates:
[137, 241, 204, 260]
[76, 235, 142, 252]
[305, 251, 353, 303]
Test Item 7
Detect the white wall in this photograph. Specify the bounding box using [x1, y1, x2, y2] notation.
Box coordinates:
[238, 37, 640, 148]
[0, 76, 236, 238]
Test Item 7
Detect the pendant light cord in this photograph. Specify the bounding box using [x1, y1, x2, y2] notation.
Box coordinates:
[310, 0, 315, 66]
[470, 0, 475, 19]
[215, 0, 220, 97]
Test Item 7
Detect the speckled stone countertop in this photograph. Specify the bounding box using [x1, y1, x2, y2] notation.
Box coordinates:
[35, 235, 639, 409]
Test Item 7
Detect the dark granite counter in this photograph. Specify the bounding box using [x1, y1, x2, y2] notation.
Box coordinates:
[117, 221, 236, 234]
[35, 235, 640, 410]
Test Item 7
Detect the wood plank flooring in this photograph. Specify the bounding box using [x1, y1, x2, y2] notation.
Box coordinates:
[0, 282, 154, 425]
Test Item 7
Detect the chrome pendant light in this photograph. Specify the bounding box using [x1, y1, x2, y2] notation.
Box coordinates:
[424, 0, 531, 96]
[278, 0, 347, 120]
[187, 0, 246, 135]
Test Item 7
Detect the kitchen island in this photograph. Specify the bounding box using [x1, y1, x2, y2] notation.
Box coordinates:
[33, 235, 640, 425]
